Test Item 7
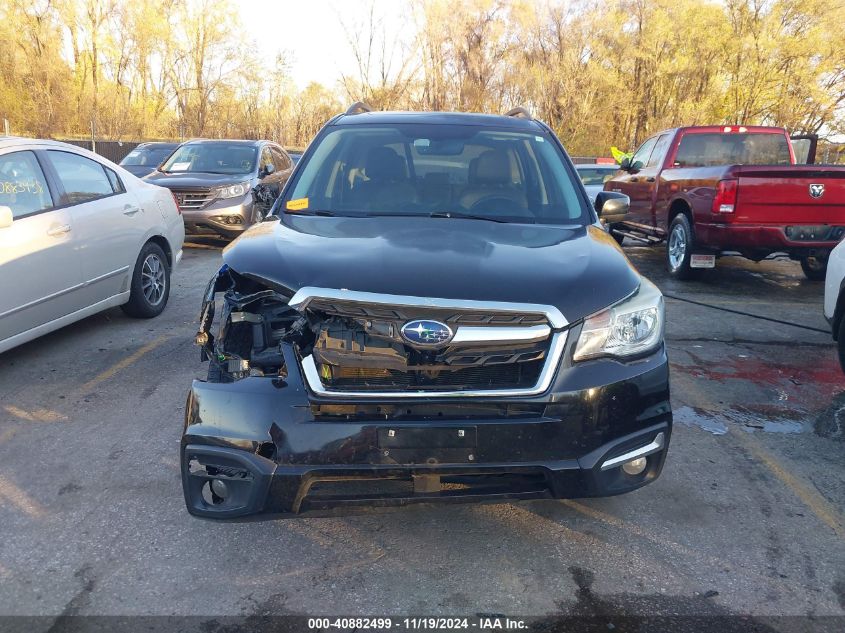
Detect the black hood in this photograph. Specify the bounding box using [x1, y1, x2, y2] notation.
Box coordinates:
[223, 216, 642, 324]
[143, 171, 255, 188]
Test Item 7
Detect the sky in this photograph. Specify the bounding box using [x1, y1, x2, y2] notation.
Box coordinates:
[236, 0, 409, 92]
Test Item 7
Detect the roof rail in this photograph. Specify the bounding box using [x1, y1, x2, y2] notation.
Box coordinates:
[345, 102, 373, 115]
[504, 107, 532, 120]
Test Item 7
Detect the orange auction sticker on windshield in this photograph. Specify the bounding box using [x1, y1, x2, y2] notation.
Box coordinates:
[286, 198, 309, 211]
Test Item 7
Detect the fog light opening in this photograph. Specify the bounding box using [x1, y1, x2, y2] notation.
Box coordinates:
[202, 479, 228, 505]
[621, 456, 648, 476]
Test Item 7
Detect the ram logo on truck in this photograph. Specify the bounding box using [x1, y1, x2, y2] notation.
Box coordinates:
[809, 183, 825, 198]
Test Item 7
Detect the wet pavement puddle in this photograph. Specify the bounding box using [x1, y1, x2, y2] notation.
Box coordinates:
[675, 401, 845, 439]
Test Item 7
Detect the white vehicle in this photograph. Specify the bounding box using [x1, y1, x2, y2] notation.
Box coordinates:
[575, 163, 619, 202]
[825, 238, 845, 371]
[0, 138, 185, 353]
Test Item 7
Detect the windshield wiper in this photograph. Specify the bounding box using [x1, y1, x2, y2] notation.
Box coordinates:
[286, 209, 338, 217]
[429, 211, 518, 224]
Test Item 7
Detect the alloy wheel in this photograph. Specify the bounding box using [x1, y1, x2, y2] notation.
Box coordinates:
[668, 224, 687, 271]
[141, 253, 166, 306]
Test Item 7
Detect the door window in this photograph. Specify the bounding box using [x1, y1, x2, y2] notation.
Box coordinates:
[47, 150, 121, 205]
[259, 147, 275, 174]
[105, 167, 125, 193]
[270, 147, 292, 171]
[647, 134, 671, 168]
[630, 137, 658, 169]
[0, 151, 54, 219]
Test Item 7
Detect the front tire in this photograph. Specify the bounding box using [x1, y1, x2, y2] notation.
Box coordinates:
[666, 214, 701, 280]
[121, 242, 170, 318]
[800, 256, 827, 281]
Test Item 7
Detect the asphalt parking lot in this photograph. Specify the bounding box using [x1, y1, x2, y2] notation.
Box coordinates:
[0, 238, 843, 626]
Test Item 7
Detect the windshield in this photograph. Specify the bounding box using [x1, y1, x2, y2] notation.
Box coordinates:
[282, 124, 588, 224]
[577, 167, 616, 185]
[159, 143, 257, 175]
[674, 133, 792, 167]
[120, 147, 175, 167]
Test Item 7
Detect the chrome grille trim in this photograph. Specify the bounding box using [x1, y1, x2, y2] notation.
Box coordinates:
[289, 287, 568, 328]
[301, 331, 568, 399]
[172, 189, 214, 210]
[451, 324, 551, 344]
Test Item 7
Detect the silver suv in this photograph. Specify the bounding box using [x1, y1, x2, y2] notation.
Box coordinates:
[145, 139, 293, 240]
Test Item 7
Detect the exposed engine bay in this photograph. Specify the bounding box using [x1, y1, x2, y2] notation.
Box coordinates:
[195, 266, 549, 390]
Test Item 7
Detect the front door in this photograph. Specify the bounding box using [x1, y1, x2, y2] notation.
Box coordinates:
[626, 133, 671, 226]
[0, 150, 82, 346]
[45, 149, 145, 306]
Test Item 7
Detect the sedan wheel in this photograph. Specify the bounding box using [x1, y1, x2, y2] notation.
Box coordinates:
[141, 253, 166, 306]
[122, 242, 171, 318]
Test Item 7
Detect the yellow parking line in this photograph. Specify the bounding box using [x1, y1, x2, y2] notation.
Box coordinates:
[2, 405, 67, 423]
[675, 377, 845, 540]
[0, 476, 46, 518]
[78, 335, 170, 393]
[735, 433, 845, 540]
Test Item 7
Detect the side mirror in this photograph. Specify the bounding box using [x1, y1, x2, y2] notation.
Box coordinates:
[261, 163, 275, 177]
[619, 157, 631, 171]
[630, 160, 643, 172]
[595, 191, 629, 224]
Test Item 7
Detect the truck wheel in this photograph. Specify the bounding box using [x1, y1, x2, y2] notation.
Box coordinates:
[121, 242, 171, 318]
[666, 214, 700, 279]
[800, 256, 827, 281]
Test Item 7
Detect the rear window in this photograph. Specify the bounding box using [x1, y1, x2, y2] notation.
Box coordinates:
[48, 151, 122, 204]
[674, 133, 791, 167]
[284, 124, 587, 225]
[120, 147, 175, 166]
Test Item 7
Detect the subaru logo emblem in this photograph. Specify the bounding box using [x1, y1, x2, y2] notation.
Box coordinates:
[401, 320, 453, 346]
[809, 183, 824, 199]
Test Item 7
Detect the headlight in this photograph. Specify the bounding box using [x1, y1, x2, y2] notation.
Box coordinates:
[215, 182, 250, 199]
[573, 279, 664, 361]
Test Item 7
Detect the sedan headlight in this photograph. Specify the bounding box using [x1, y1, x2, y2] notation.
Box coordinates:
[215, 182, 251, 199]
[573, 279, 664, 361]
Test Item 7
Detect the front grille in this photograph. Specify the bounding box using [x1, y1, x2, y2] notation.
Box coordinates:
[173, 188, 214, 210]
[300, 296, 563, 396]
[323, 359, 545, 392]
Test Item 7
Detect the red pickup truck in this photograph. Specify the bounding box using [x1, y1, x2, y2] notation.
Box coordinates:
[603, 125, 845, 280]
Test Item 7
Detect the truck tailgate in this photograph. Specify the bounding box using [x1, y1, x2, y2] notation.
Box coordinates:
[734, 166, 845, 224]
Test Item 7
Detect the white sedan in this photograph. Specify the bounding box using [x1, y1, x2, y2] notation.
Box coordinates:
[825, 238, 845, 371]
[0, 138, 185, 353]
[575, 163, 619, 202]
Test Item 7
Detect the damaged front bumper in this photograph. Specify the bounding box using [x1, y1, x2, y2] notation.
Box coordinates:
[181, 340, 672, 519]
[183, 267, 672, 519]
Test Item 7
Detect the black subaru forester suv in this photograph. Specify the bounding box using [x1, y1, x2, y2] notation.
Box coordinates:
[182, 105, 672, 519]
